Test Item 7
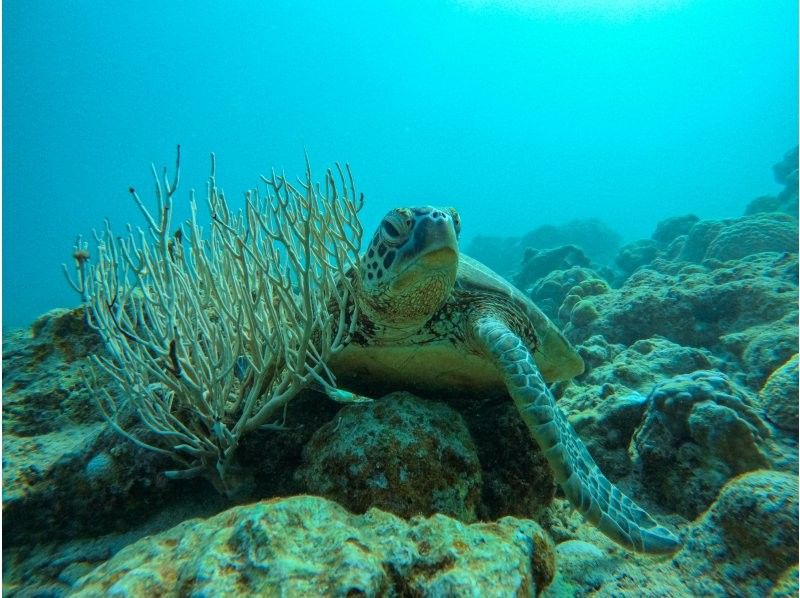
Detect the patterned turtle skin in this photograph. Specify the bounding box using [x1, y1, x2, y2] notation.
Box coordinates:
[329, 206, 681, 554]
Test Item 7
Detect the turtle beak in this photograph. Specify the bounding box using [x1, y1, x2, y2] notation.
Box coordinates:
[415, 216, 459, 268]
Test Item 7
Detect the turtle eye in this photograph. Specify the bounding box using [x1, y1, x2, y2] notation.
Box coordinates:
[380, 209, 413, 246]
[447, 207, 461, 237]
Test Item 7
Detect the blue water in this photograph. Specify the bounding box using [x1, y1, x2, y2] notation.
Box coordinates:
[3, 0, 797, 331]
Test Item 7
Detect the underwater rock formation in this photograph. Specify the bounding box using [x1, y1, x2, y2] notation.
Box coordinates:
[759, 354, 799, 433]
[704, 213, 798, 261]
[68, 496, 557, 597]
[457, 399, 556, 521]
[465, 218, 622, 281]
[676, 212, 798, 263]
[676, 470, 799, 597]
[745, 146, 799, 218]
[631, 371, 772, 519]
[559, 336, 726, 479]
[2, 308, 186, 543]
[526, 266, 605, 322]
[296, 392, 482, 522]
[513, 244, 592, 291]
[651, 213, 700, 245]
[614, 238, 660, 276]
[564, 252, 798, 388]
[519, 218, 622, 266]
[464, 234, 520, 279]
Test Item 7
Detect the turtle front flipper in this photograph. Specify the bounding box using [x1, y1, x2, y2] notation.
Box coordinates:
[474, 317, 681, 555]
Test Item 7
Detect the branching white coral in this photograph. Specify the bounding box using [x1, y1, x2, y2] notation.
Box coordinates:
[65, 147, 363, 492]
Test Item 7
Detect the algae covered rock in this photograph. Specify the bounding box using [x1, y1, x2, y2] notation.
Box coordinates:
[675, 213, 798, 263]
[677, 471, 799, 597]
[1, 307, 188, 544]
[615, 239, 660, 276]
[529, 266, 607, 322]
[69, 495, 557, 597]
[296, 392, 482, 521]
[652, 213, 700, 245]
[746, 146, 799, 218]
[631, 371, 771, 519]
[567, 252, 797, 376]
[461, 400, 556, 521]
[705, 213, 798, 262]
[514, 244, 591, 289]
[759, 354, 799, 433]
[559, 337, 726, 479]
[519, 218, 622, 265]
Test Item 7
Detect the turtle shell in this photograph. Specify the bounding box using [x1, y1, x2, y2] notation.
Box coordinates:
[456, 254, 584, 383]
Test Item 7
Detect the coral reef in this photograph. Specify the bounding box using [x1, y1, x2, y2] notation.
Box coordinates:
[68, 496, 556, 596]
[615, 238, 660, 276]
[465, 218, 622, 283]
[296, 392, 482, 521]
[513, 244, 592, 290]
[565, 252, 798, 389]
[759, 354, 799, 433]
[676, 470, 799, 596]
[519, 218, 622, 265]
[457, 399, 556, 520]
[631, 371, 772, 519]
[527, 266, 605, 321]
[4, 147, 799, 596]
[745, 146, 799, 218]
[651, 213, 700, 245]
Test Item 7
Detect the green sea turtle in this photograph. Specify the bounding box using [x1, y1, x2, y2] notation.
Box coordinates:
[328, 205, 681, 554]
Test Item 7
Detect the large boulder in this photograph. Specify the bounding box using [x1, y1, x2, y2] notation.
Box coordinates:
[676, 471, 799, 597]
[631, 371, 771, 519]
[564, 252, 798, 388]
[69, 496, 557, 597]
[296, 392, 482, 522]
[759, 354, 799, 433]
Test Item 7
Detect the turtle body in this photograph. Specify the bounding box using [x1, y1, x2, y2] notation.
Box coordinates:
[328, 206, 681, 555]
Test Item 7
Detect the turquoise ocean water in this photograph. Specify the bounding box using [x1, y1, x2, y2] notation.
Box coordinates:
[3, 0, 797, 330]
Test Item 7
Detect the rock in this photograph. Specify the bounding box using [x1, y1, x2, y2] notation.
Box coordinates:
[631, 371, 771, 519]
[539, 535, 697, 597]
[69, 496, 557, 597]
[721, 315, 799, 388]
[566, 252, 798, 379]
[296, 392, 482, 522]
[675, 213, 798, 263]
[3, 307, 103, 437]
[1, 308, 188, 544]
[745, 194, 799, 218]
[615, 239, 660, 276]
[557, 337, 725, 481]
[760, 354, 799, 432]
[569, 299, 599, 327]
[705, 213, 798, 262]
[676, 471, 799, 597]
[520, 218, 622, 266]
[2, 307, 340, 545]
[514, 244, 591, 289]
[652, 214, 700, 245]
[459, 400, 556, 521]
[745, 147, 798, 219]
[529, 267, 608, 322]
[555, 278, 610, 327]
[773, 146, 799, 186]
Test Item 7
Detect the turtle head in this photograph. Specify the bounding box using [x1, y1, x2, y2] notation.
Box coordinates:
[358, 206, 461, 327]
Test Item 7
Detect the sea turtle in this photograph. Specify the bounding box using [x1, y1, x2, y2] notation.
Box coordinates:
[328, 205, 681, 554]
